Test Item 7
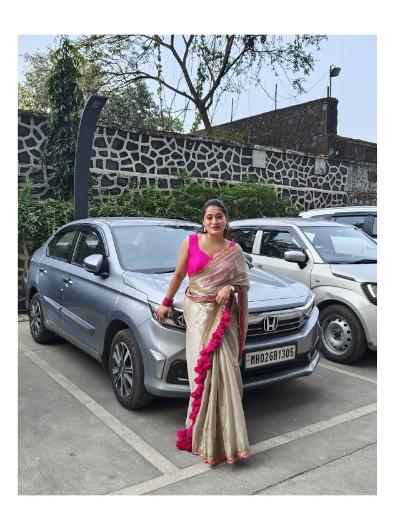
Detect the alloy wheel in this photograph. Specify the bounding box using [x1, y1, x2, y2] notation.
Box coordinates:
[321, 313, 352, 356]
[30, 299, 41, 336]
[111, 341, 134, 398]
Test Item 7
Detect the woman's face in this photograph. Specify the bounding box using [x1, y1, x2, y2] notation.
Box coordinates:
[203, 205, 227, 235]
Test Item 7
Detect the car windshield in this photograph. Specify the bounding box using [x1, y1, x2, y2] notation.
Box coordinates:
[301, 225, 377, 264]
[111, 224, 197, 272]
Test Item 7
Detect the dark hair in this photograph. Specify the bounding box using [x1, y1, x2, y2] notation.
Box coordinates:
[200, 198, 231, 239]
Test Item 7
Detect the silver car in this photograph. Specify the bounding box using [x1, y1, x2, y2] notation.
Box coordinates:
[24, 217, 320, 409]
[299, 206, 377, 239]
[230, 218, 377, 364]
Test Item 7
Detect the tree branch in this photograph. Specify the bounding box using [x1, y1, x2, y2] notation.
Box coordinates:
[203, 37, 255, 107]
[201, 35, 235, 105]
[103, 69, 196, 102]
[168, 40, 201, 103]
[182, 35, 194, 65]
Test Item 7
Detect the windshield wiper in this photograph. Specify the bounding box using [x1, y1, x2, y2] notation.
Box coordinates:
[347, 259, 377, 264]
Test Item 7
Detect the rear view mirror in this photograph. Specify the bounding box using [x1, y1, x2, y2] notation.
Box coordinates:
[83, 254, 104, 275]
[284, 250, 308, 269]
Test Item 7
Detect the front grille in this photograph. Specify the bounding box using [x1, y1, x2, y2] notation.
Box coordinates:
[247, 315, 306, 338]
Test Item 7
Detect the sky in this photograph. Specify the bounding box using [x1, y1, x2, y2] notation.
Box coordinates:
[18, 34, 377, 143]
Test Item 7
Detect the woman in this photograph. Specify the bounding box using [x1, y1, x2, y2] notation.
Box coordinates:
[155, 199, 251, 467]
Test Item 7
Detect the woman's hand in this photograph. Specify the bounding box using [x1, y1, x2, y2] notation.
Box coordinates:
[215, 285, 233, 305]
[155, 305, 173, 322]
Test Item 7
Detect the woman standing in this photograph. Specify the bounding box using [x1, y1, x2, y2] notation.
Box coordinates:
[156, 199, 251, 467]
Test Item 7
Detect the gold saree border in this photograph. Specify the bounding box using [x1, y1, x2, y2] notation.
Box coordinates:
[192, 446, 252, 466]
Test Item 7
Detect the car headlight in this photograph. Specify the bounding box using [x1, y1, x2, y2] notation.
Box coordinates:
[304, 293, 315, 318]
[148, 302, 186, 329]
[361, 283, 377, 305]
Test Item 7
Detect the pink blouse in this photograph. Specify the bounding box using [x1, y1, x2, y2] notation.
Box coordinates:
[187, 233, 236, 277]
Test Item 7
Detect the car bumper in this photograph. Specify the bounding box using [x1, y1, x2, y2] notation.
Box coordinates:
[358, 303, 377, 350]
[143, 306, 321, 398]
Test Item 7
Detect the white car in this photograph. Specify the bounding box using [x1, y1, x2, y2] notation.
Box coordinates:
[230, 218, 377, 364]
[299, 206, 377, 239]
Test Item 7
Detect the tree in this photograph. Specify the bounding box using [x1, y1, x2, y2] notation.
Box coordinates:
[18, 51, 52, 112]
[99, 82, 183, 132]
[77, 34, 327, 132]
[19, 48, 183, 132]
[45, 37, 84, 198]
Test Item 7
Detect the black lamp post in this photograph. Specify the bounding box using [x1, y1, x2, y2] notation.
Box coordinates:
[74, 94, 109, 220]
[329, 65, 341, 97]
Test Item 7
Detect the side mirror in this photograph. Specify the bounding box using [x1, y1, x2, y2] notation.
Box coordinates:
[83, 254, 104, 275]
[284, 250, 308, 269]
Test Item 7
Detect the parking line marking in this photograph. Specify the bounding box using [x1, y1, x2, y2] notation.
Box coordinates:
[318, 362, 377, 384]
[109, 402, 377, 495]
[20, 346, 179, 475]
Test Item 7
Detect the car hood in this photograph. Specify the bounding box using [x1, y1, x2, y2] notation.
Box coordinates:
[330, 263, 377, 283]
[123, 267, 310, 311]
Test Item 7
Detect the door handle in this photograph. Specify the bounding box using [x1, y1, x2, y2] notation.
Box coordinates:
[63, 277, 73, 286]
[39, 267, 47, 274]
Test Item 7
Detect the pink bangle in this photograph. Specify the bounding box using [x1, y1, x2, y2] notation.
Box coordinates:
[162, 297, 173, 307]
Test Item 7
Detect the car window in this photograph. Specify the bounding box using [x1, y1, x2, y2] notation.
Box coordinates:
[260, 230, 301, 259]
[333, 215, 366, 229]
[230, 228, 257, 253]
[47, 229, 77, 262]
[73, 230, 104, 266]
[371, 216, 377, 237]
[112, 225, 195, 272]
[302, 226, 376, 263]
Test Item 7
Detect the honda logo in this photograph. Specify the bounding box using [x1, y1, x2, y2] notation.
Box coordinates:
[263, 316, 278, 332]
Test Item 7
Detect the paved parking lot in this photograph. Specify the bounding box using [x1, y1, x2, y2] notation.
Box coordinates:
[18, 319, 377, 495]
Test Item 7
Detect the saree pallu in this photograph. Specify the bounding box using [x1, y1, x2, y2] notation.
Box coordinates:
[176, 242, 251, 466]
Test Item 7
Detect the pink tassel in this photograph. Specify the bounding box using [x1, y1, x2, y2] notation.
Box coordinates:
[176, 428, 192, 451]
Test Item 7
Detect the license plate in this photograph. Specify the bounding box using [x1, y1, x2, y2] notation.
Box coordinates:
[245, 344, 297, 369]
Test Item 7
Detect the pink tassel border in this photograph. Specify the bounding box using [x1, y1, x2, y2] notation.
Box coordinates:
[176, 298, 233, 452]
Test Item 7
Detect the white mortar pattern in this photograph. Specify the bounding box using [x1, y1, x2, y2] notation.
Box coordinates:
[18, 113, 376, 209]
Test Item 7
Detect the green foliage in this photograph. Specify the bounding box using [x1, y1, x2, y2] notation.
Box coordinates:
[98, 82, 183, 132]
[18, 51, 53, 112]
[18, 178, 74, 249]
[204, 128, 251, 144]
[45, 37, 84, 198]
[18, 179, 299, 251]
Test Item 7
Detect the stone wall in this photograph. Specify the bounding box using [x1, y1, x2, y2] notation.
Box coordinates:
[198, 98, 339, 155]
[18, 109, 377, 209]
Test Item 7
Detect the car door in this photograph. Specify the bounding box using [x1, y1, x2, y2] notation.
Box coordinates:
[37, 227, 78, 331]
[251, 227, 313, 287]
[61, 225, 113, 353]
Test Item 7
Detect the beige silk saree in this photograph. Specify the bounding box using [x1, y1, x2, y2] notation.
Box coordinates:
[176, 241, 251, 466]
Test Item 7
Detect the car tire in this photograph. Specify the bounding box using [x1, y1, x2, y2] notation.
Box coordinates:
[109, 329, 154, 409]
[319, 304, 367, 364]
[28, 293, 55, 344]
